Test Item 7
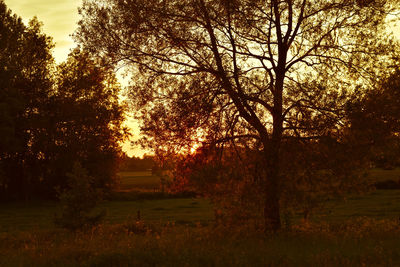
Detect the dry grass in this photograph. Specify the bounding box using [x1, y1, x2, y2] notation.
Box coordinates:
[1, 218, 400, 266]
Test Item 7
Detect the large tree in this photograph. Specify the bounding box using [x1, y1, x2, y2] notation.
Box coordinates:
[39, 49, 128, 197]
[0, 1, 127, 200]
[0, 1, 54, 199]
[346, 66, 400, 169]
[77, 0, 398, 231]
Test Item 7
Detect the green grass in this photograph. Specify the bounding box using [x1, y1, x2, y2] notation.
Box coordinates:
[367, 168, 400, 183]
[2, 169, 400, 265]
[117, 171, 163, 192]
[2, 189, 399, 233]
[0, 198, 212, 233]
[315, 190, 400, 222]
[2, 169, 400, 233]
[103, 198, 213, 224]
[1, 221, 400, 266]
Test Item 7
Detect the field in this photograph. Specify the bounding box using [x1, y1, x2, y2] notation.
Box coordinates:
[1, 169, 400, 266]
[116, 171, 163, 192]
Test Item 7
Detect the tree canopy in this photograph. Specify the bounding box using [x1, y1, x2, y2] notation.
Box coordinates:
[0, 1, 128, 200]
[76, 0, 399, 231]
[0, 1, 54, 199]
[347, 67, 400, 169]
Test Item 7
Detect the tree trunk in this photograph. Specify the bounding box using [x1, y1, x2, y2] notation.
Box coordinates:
[263, 143, 281, 232]
[263, 66, 285, 232]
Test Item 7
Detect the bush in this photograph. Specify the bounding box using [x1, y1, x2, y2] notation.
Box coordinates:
[54, 162, 105, 231]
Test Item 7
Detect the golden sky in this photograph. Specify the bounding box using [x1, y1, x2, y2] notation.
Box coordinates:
[5, 0, 81, 63]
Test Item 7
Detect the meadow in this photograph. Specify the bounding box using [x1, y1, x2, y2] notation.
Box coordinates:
[1, 169, 400, 266]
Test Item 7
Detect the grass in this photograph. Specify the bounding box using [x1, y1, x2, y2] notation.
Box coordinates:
[315, 190, 400, 222]
[2, 169, 400, 265]
[117, 171, 164, 192]
[1, 220, 400, 266]
[103, 198, 213, 224]
[0, 198, 213, 233]
[367, 168, 400, 183]
[2, 169, 400, 233]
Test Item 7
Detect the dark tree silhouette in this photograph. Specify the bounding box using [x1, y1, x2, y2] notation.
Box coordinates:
[77, 0, 398, 231]
[0, 2, 54, 199]
[41, 49, 128, 196]
[119, 154, 155, 171]
[347, 67, 400, 169]
[0, 2, 128, 200]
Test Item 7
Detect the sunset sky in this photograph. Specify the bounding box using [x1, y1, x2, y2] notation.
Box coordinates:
[4, 0, 400, 158]
[5, 0, 81, 63]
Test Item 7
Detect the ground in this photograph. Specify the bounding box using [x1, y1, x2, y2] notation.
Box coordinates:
[0, 168, 400, 266]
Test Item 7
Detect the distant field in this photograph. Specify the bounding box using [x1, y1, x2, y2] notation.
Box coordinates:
[367, 168, 400, 183]
[117, 171, 166, 192]
[316, 190, 400, 222]
[116, 168, 400, 192]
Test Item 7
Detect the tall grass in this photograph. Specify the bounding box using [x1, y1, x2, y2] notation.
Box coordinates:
[1, 218, 400, 266]
[2, 168, 400, 265]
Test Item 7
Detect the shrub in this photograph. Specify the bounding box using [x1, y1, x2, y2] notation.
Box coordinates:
[54, 162, 105, 231]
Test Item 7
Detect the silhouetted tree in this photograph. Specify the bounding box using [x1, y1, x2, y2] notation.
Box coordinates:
[346, 67, 400, 169]
[41, 49, 128, 197]
[77, 0, 398, 231]
[0, 1, 54, 199]
[54, 162, 105, 231]
[0, 2, 128, 200]
[119, 154, 155, 171]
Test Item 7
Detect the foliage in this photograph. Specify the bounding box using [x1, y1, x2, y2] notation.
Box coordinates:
[41, 49, 128, 197]
[0, 1, 54, 200]
[346, 67, 400, 169]
[77, 0, 399, 231]
[278, 137, 371, 220]
[0, 1, 128, 200]
[170, 147, 264, 226]
[119, 154, 155, 171]
[54, 162, 105, 231]
[172, 139, 369, 225]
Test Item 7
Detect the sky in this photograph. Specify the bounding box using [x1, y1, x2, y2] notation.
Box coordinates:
[5, 0, 81, 63]
[4, 0, 400, 157]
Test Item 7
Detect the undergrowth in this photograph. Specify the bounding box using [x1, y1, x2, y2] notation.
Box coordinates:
[1, 218, 400, 266]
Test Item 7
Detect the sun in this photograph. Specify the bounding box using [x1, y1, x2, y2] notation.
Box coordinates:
[190, 142, 201, 154]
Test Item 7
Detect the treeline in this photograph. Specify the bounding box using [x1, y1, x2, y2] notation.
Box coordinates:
[0, 2, 127, 200]
[119, 154, 155, 172]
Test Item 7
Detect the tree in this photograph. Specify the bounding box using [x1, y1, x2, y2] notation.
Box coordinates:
[0, 1, 128, 200]
[54, 162, 105, 231]
[0, 1, 55, 199]
[346, 67, 400, 169]
[41, 49, 128, 197]
[77, 0, 398, 231]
